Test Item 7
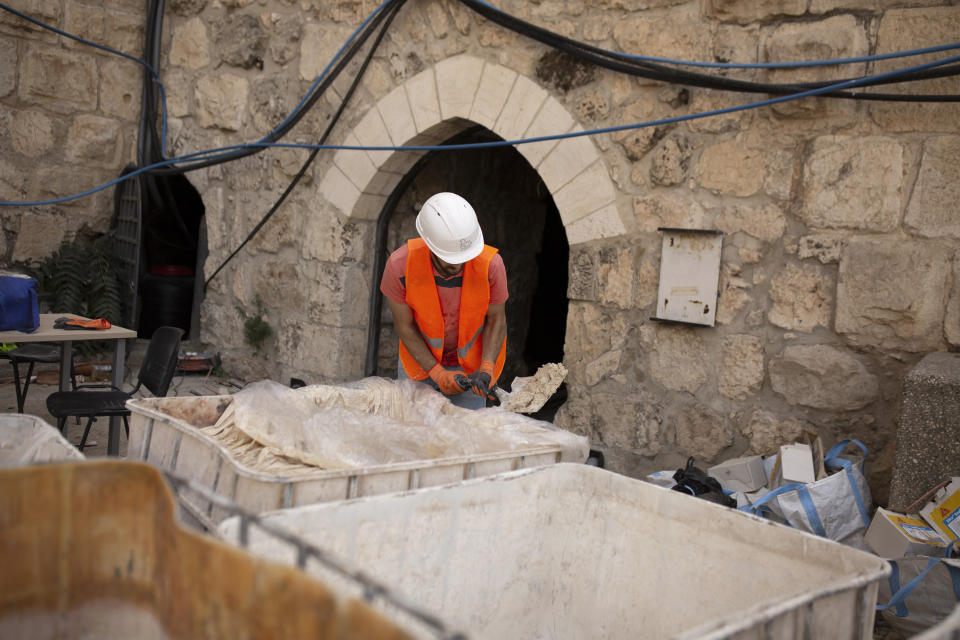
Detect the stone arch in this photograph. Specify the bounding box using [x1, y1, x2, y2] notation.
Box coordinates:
[317, 54, 627, 244]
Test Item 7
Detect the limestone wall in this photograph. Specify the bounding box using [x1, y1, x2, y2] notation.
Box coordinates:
[3, 0, 959, 501]
[0, 0, 144, 261]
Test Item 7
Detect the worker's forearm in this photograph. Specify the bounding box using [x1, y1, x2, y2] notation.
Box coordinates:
[396, 321, 439, 372]
[481, 312, 507, 363]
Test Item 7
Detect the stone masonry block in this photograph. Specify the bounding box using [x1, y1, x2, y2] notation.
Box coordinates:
[435, 55, 484, 121]
[334, 133, 378, 192]
[20, 45, 97, 113]
[519, 97, 576, 169]
[538, 132, 600, 194]
[404, 69, 441, 134]
[0, 39, 16, 97]
[353, 106, 394, 168]
[888, 352, 960, 511]
[703, 0, 805, 24]
[836, 237, 951, 352]
[801, 136, 904, 232]
[494, 74, 548, 142]
[320, 164, 361, 217]
[377, 85, 417, 150]
[565, 203, 626, 246]
[870, 8, 960, 132]
[194, 74, 248, 131]
[169, 17, 210, 70]
[554, 161, 616, 226]
[905, 136, 960, 240]
[469, 63, 517, 129]
[66, 115, 123, 166]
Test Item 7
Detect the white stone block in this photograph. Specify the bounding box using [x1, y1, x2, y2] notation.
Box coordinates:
[377, 85, 418, 148]
[333, 132, 378, 192]
[518, 97, 574, 168]
[469, 63, 517, 129]
[405, 68, 441, 134]
[352, 106, 393, 168]
[494, 74, 548, 142]
[537, 129, 600, 192]
[435, 55, 484, 121]
[320, 164, 361, 217]
[564, 202, 626, 246]
[554, 161, 616, 225]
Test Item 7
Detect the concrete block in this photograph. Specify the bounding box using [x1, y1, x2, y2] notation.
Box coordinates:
[888, 352, 960, 511]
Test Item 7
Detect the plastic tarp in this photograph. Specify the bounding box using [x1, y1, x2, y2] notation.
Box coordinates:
[212, 378, 588, 471]
[0, 414, 83, 466]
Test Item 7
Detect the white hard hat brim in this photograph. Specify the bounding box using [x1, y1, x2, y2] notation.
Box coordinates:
[416, 214, 484, 264]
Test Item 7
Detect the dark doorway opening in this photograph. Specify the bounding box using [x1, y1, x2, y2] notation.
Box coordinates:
[369, 126, 569, 413]
[137, 174, 205, 340]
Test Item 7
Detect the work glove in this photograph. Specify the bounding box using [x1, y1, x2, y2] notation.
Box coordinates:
[428, 363, 469, 395]
[468, 360, 498, 401]
[53, 316, 112, 330]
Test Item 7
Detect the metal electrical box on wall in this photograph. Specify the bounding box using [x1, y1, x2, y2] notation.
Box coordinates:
[654, 228, 723, 327]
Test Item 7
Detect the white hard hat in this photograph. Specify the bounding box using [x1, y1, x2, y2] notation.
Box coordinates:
[415, 192, 484, 264]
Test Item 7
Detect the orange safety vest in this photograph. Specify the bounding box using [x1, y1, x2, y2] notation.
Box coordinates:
[399, 238, 507, 381]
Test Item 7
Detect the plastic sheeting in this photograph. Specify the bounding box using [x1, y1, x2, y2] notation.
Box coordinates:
[215, 377, 588, 471]
[0, 414, 83, 466]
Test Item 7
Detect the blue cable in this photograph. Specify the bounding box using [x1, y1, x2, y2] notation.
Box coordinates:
[3, 50, 958, 207]
[469, 0, 960, 69]
[0, 1, 171, 158]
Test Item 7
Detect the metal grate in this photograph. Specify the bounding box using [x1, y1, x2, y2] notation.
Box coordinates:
[111, 167, 142, 330]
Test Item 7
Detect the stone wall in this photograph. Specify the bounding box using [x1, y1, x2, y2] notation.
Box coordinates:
[3, 0, 959, 503]
[0, 0, 144, 261]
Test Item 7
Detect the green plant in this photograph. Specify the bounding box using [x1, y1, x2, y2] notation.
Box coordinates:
[27, 234, 125, 357]
[236, 294, 273, 356]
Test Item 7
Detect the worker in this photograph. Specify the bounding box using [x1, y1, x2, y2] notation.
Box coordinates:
[380, 192, 508, 409]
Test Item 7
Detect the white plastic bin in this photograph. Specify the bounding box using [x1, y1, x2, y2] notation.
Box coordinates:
[0, 413, 83, 466]
[126, 385, 586, 528]
[220, 464, 890, 640]
[915, 603, 960, 640]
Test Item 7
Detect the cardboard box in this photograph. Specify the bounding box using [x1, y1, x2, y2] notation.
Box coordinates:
[920, 477, 960, 542]
[865, 507, 951, 558]
[780, 443, 816, 484]
[709, 455, 767, 492]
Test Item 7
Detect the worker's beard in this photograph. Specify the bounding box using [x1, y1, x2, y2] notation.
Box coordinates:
[430, 254, 463, 277]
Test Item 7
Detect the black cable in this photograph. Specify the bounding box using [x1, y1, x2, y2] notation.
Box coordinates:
[458, 0, 960, 101]
[204, 0, 406, 288]
[151, 0, 400, 176]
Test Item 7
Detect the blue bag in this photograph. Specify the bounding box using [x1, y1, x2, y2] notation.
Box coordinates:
[0, 275, 40, 332]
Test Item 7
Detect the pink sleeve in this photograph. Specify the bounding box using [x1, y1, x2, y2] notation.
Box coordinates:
[379, 246, 408, 304]
[488, 253, 508, 305]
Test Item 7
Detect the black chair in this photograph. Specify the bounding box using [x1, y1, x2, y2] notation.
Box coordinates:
[1, 344, 78, 413]
[46, 326, 184, 451]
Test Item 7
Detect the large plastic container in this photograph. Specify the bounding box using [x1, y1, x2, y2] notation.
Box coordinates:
[0, 413, 83, 466]
[126, 388, 586, 529]
[916, 603, 960, 640]
[220, 464, 891, 640]
[0, 461, 417, 639]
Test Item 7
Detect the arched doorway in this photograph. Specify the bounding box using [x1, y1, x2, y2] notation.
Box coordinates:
[370, 126, 569, 407]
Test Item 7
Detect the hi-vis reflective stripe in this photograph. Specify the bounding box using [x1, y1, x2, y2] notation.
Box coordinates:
[457, 324, 484, 358]
[419, 330, 443, 350]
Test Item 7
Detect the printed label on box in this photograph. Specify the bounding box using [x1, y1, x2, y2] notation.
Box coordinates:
[887, 513, 944, 545]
